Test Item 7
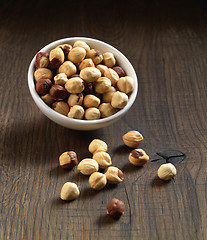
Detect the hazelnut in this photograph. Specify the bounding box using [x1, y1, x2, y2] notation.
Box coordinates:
[103, 52, 116, 67]
[104, 68, 119, 86]
[49, 47, 65, 69]
[122, 130, 144, 148]
[117, 76, 134, 94]
[68, 105, 84, 119]
[89, 172, 107, 190]
[49, 84, 69, 100]
[107, 198, 125, 218]
[77, 158, 99, 175]
[80, 67, 101, 83]
[34, 68, 53, 82]
[93, 152, 112, 169]
[41, 94, 55, 106]
[85, 108, 101, 120]
[86, 49, 103, 65]
[60, 182, 80, 201]
[129, 149, 149, 166]
[35, 78, 52, 96]
[112, 66, 126, 77]
[78, 58, 95, 71]
[105, 166, 124, 184]
[99, 103, 118, 118]
[102, 86, 116, 103]
[157, 163, 177, 181]
[95, 77, 111, 94]
[73, 40, 90, 51]
[83, 94, 100, 108]
[96, 64, 108, 76]
[68, 47, 86, 63]
[58, 44, 72, 56]
[89, 139, 108, 154]
[59, 151, 78, 169]
[83, 82, 94, 95]
[52, 101, 69, 116]
[67, 93, 83, 107]
[54, 73, 68, 85]
[35, 52, 49, 69]
[111, 91, 128, 109]
[65, 77, 84, 94]
[57, 61, 77, 77]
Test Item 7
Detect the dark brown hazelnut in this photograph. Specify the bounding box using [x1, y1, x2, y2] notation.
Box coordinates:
[49, 85, 69, 100]
[59, 44, 72, 57]
[35, 79, 52, 96]
[107, 198, 125, 218]
[59, 151, 78, 169]
[83, 82, 94, 95]
[35, 52, 49, 69]
[112, 66, 126, 77]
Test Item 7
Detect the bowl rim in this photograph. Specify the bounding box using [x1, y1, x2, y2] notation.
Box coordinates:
[28, 37, 138, 126]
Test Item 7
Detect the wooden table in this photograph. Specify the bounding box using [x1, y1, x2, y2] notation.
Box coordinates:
[1, 0, 207, 239]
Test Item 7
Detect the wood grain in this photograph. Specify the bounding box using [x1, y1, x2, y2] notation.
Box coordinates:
[0, 0, 207, 239]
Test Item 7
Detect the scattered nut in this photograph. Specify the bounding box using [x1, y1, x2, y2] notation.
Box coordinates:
[35, 52, 49, 69]
[99, 103, 118, 118]
[89, 139, 108, 154]
[85, 108, 101, 120]
[117, 76, 134, 94]
[41, 94, 55, 106]
[89, 172, 107, 190]
[129, 149, 149, 166]
[67, 93, 83, 107]
[73, 40, 90, 51]
[60, 182, 80, 201]
[96, 64, 108, 76]
[49, 85, 69, 100]
[80, 67, 101, 83]
[111, 91, 128, 109]
[68, 47, 86, 63]
[86, 49, 103, 65]
[122, 130, 144, 148]
[157, 163, 177, 181]
[83, 94, 100, 108]
[102, 86, 116, 103]
[77, 158, 99, 175]
[79, 58, 95, 71]
[52, 101, 69, 116]
[104, 68, 119, 86]
[105, 166, 124, 184]
[107, 198, 125, 218]
[103, 52, 116, 67]
[57, 61, 77, 77]
[54, 73, 68, 85]
[59, 151, 78, 169]
[112, 66, 126, 77]
[68, 105, 84, 119]
[95, 77, 111, 94]
[65, 77, 85, 94]
[93, 152, 112, 169]
[34, 68, 53, 82]
[35, 78, 52, 96]
[49, 47, 65, 69]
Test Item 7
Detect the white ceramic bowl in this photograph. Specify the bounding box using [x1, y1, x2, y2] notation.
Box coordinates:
[28, 37, 138, 130]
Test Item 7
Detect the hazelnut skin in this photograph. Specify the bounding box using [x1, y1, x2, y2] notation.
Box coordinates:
[35, 52, 49, 69]
[83, 94, 100, 108]
[67, 93, 83, 107]
[103, 52, 116, 67]
[49, 84, 69, 100]
[49, 47, 65, 69]
[80, 67, 101, 83]
[86, 49, 103, 65]
[85, 108, 101, 120]
[68, 105, 84, 119]
[79, 58, 95, 71]
[111, 91, 128, 109]
[57, 61, 77, 77]
[54, 73, 68, 85]
[129, 149, 149, 166]
[65, 77, 85, 94]
[52, 101, 69, 116]
[112, 66, 126, 77]
[35, 78, 52, 96]
[104, 68, 119, 86]
[89, 139, 108, 154]
[59, 151, 78, 169]
[73, 40, 90, 51]
[89, 172, 107, 190]
[41, 94, 55, 106]
[105, 166, 124, 184]
[157, 163, 177, 181]
[34, 68, 53, 82]
[99, 103, 118, 118]
[122, 130, 144, 148]
[117, 76, 134, 94]
[95, 77, 111, 94]
[60, 182, 80, 201]
[107, 198, 125, 218]
[58, 44, 72, 57]
[68, 47, 86, 63]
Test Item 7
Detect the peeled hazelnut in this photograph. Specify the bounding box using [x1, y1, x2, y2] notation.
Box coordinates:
[104, 68, 119, 86]
[60, 182, 80, 201]
[73, 40, 90, 52]
[68, 47, 86, 63]
[68, 105, 84, 119]
[83, 82, 94, 95]
[49, 47, 65, 69]
[112, 66, 126, 77]
[85, 108, 101, 120]
[95, 77, 111, 94]
[54, 73, 68, 85]
[49, 84, 69, 100]
[86, 49, 103, 65]
[83, 94, 100, 108]
[157, 163, 177, 181]
[89, 172, 107, 190]
[35, 52, 49, 69]
[65, 77, 84, 94]
[35, 78, 52, 96]
[93, 152, 112, 169]
[99, 103, 118, 118]
[105, 166, 124, 184]
[59, 151, 78, 169]
[111, 91, 128, 109]
[57, 61, 77, 77]
[77, 158, 99, 175]
[117, 76, 134, 94]
[129, 149, 149, 166]
[41, 94, 55, 106]
[89, 139, 108, 154]
[107, 198, 125, 218]
[102, 86, 116, 103]
[67, 93, 83, 107]
[103, 52, 116, 67]
[58, 44, 72, 56]
[34, 68, 53, 82]
[52, 101, 69, 116]
[122, 130, 144, 148]
[80, 67, 101, 83]
[96, 64, 108, 76]
[79, 58, 95, 71]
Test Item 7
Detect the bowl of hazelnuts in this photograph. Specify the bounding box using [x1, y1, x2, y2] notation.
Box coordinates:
[28, 37, 138, 130]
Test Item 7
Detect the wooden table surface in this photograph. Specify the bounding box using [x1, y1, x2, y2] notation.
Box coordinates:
[1, 0, 207, 239]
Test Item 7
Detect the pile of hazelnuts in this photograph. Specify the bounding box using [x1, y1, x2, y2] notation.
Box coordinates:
[34, 40, 135, 120]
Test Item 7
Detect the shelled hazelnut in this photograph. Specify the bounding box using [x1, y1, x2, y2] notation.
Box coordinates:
[86, 49, 103, 65]
[80, 67, 101, 83]
[57, 61, 77, 77]
[93, 152, 112, 169]
[35, 52, 49, 69]
[65, 77, 85, 94]
[85, 108, 101, 120]
[117, 76, 134, 94]
[122, 130, 144, 148]
[59, 151, 78, 169]
[34, 68, 53, 82]
[77, 158, 99, 175]
[129, 149, 149, 166]
[105, 166, 124, 184]
[67, 93, 83, 107]
[89, 172, 107, 190]
[96, 64, 108, 76]
[107, 198, 125, 218]
[41, 94, 55, 106]
[54, 73, 68, 85]
[49, 47, 65, 69]
[79, 58, 95, 71]
[104, 68, 119, 86]
[89, 139, 108, 154]
[103, 52, 116, 67]
[102, 86, 116, 103]
[52, 101, 69, 116]
[111, 91, 128, 109]
[73, 40, 90, 51]
[157, 163, 177, 181]
[68, 47, 86, 63]
[60, 182, 80, 201]
[83, 94, 100, 108]
[95, 77, 111, 94]
[99, 103, 118, 118]
[68, 105, 84, 119]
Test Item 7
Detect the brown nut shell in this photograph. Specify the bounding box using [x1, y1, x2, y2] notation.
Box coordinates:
[112, 66, 126, 77]
[49, 85, 69, 100]
[107, 198, 125, 218]
[35, 78, 52, 96]
[59, 151, 78, 169]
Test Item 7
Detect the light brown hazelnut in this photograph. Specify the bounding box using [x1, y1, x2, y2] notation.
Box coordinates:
[34, 68, 53, 82]
[35, 52, 49, 69]
[68, 105, 84, 119]
[95, 77, 111, 94]
[104, 68, 119, 86]
[77, 158, 99, 175]
[96, 64, 108, 76]
[78, 58, 95, 71]
[105, 166, 124, 184]
[59, 151, 78, 169]
[122, 130, 144, 148]
[58, 44, 72, 56]
[111, 91, 128, 109]
[41, 94, 55, 106]
[68, 47, 86, 63]
[102, 86, 116, 103]
[86, 49, 103, 65]
[112, 66, 126, 77]
[60, 182, 80, 201]
[49, 85, 69, 100]
[103, 52, 116, 67]
[129, 149, 149, 166]
[54, 73, 68, 85]
[65, 77, 84, 94]
[85, 108, 101, 120]
[117, 76, 134, 94]
[80, 67, 101, 83]
[67, 93, 83, 107]
[89, 172, 107, 190]
[89, 139, 108, 154]
[52, 101, 70, 116]
[49, 47, 65, 69]
[83, 94, 100, 108]
[99, 103, 118, 118]
[57, 61, 77, 77]
[93, 152, 112, 169]
[35, 79, 52, 96]
[107, 198, 125, 218]
[157, 163, 177, 181]
[73, 40, 90, 51]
